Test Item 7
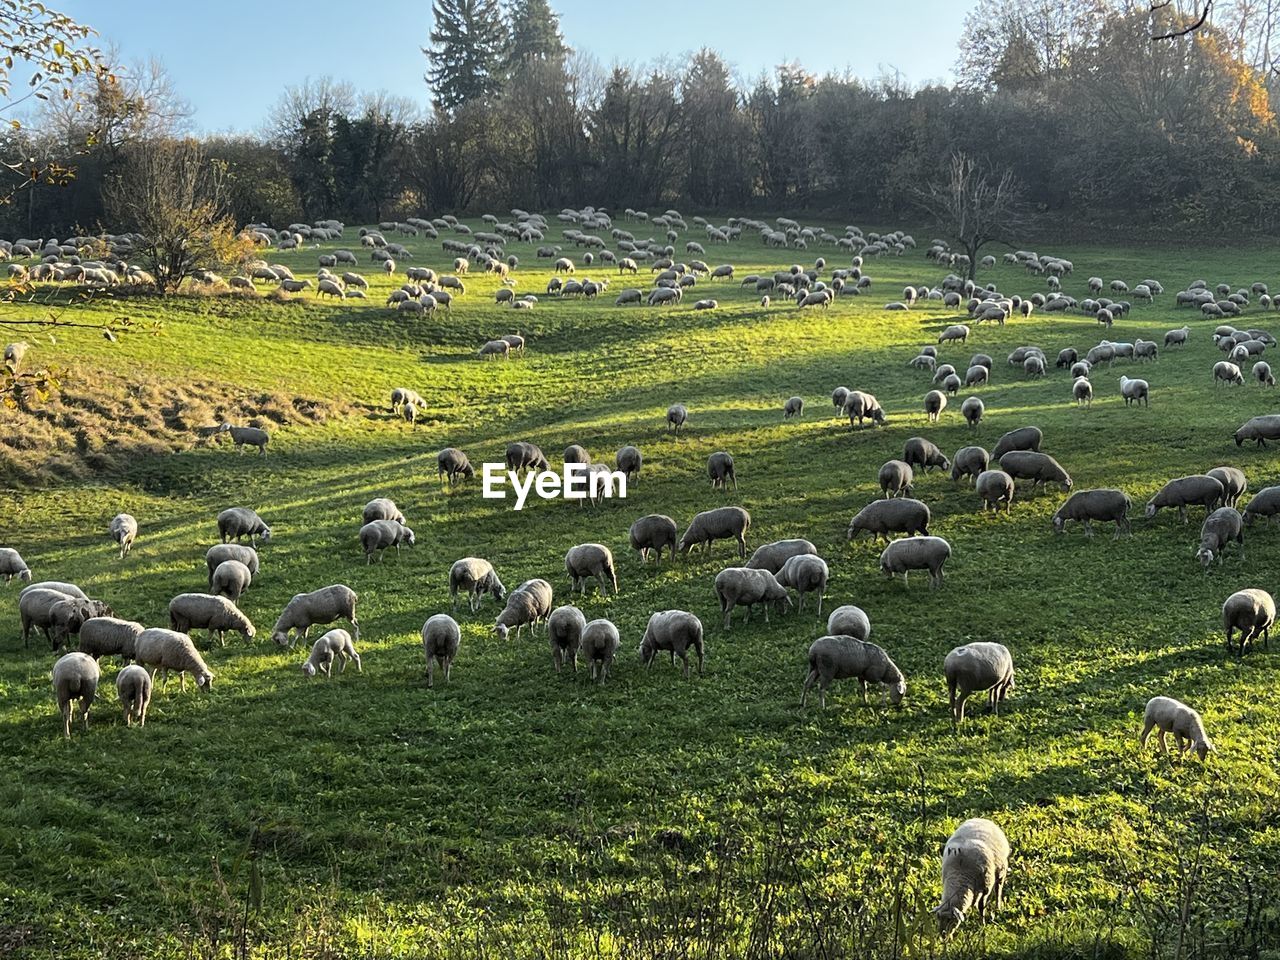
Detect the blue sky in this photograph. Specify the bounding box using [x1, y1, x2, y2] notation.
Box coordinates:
[54, 0, 965, 132]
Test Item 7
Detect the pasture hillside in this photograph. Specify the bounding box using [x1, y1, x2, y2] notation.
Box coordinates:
[2, 222, 1279, 959]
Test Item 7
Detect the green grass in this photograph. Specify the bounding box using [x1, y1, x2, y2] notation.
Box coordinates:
[2, 221, 1280, 958]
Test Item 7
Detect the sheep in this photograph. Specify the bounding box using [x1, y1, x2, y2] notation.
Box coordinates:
[932, 364, 957, 384]
[565, 543, 618, 596]
[903, 437, 950, 473]
[505, 441, 549, 473]
[615, 445, 642, 478]
[923, 390, 947, 423]
[714, 567, 791, 628]
[831, 386, 850, 413]
[679, 506, 750, 558]
[845, 390, 887, 428]
[877, 459, 915, 499]
[828, 606, 872, 645]
[960, 396, 984, 430]
[639, 610, 705, 678]
[133, 628, 214, 692]
[933, 818, 1011, 936]
[547, 605, 586, 673]
[1134, 339, 1158, 361]
[108, 513, 137, 559]
[629, 514, 678, 563]
[950, 446, 990, 485]
[168, 593, 256, 645]
[1056, 348, 1078, 368]
[3, 340, 29, 369]
[1195, 507, 1244, 567]
[1244, 485, 1280, 525]
[270, 585, 359, 647]
[801, 636, 905, 709]
[910, 354, 938, 372]
[116, 664, 152, 728]
[1253, 361, 1276, 386]
[52, 652, 99, 739]
[303, 628, 362, 679]
[998, 451, 1073, 495]
[359, 519, 415, 563]
[1119, 376, 1149, 407]
[1213, 361, 1245, 386]
[1145, 475, 1225, 523]
[938, 324, 969, 344]
[218, 423, 270, 455]
[1140, 696, 1213, 760]
[1165, 326, 1190, 347]
[991, 426, 1042, 460]
[205, 545, 258, 591]
[745, 539, 817, 574]
[78, 616, 144, 661]
[1222, 588, 1274, 656]
[581, 619, 621, 684]
[975, 470, 1015, 512]
[493, 579, 554, 640]
[776, 554, 829, 615]
[1023, 355, 1046, 377]
[848, 498, 931, 541]
[437, 447, 475, 484]
[944, 642, 1014, 727]
[1072, 377, 1093, 407]
[666, 403, 688, 432]
[1234, 414, 1280, 447]
[0, 546, 31, 583]
[783, 396, 804, 419]
[879, 536, 951, 589]
[1052, 489, 1132, 538]
[449, 557, 505, 613]
[707, 451, 737, 491]
[362, 498, 405, 525]
[217, 507, 271, 546]
[1206, 466, 1247, 508]
[479, 339, 511, 360]
[19, 587, 101, 650]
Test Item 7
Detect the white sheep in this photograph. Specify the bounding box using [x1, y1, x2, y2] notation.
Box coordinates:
[116, 664, 153, 727]
[1140, 696, 1213, 760]
[52, 652, 99, 739]
[302, 628, 362, 678]
[933, 818, 1011, 935]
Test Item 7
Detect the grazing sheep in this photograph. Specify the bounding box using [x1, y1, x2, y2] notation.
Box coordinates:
[1140, 696, 1213, 760]
[505, 441, 549, 473]
[52, 652, 99, 738]
[666, 403, 688, 432]
[783, 396, 804, 419]
[801, 636, 905, 709]
[832, 387, 850, 413]
[1145, 475, 1225, 523]
[975, 470, 1015, 512]
[547, 605, 587, 673]
[938, 324, 970, 344]
[961, 396, 984, 429]
[22, 580, 87, 599]
[1244, 485, 1280, 525]
[1195, 507, 1244, 567]
[933, 819, 1011, 936]
[1119, 376, 1149, 407]
[362, 498, 405, 525]
[270, 585, 359, 647]
[168, 593, 256, 645]
[615, 445, 642, 478]
[679, 506, 750, 558]
[707, 451, 737, 491]
[944, 642, 1014, 727]
[827, 604, 871, 641]
[303, 628, 362, 678]
[776, 554, 829, 615]
[991, 426, 1042, 460]
[1056, 348, 1078, 368]
[133, 628, 214, 692]
[78, 616, 144, 661]
[714, 567, 791, 628]
[493, 579, 553, 640]
[1052, 489, 1132, 538]
[639, 610, 705, 678]
[1072, 377, 1093, 407]
[879, 536, 951, 588]
[903, 437, 950, 473]
[950, 446, 990, 484]
[217, 507, 271, 546]
[964, 364, 989, 388]
[1253, 361, 1275, 386]
[116, 664, 152, 727]
[437, 447, 475, 484]
[479, 339, 511, 360]
[359, 519, 416, 563]
[218, 423, 270, 455]
[1213, 361, 1245, 386]
[924, 390, 947, 423]
[19, 587, 101, 650]
[998, 451, 1073, 495]
[1165, 326, 1190, 347]
[879, 459, 915, 498]
[449, 557, 506, 613]
[746, 539, 817, 574]
[848, 498, 931, 541]
[629, 514, 678, 562]
[0, 546, 31, 583]
[1206, 466, 1247, 508]
[581, 619, 621, 684]
[845, 390, 887, 428]
[1234, 414, 1280, 447]
[1222, 588, 1274, 656]
[565, 543, 618, 596]
[108, 513, 137, 559]
[420, 616, 459, 686]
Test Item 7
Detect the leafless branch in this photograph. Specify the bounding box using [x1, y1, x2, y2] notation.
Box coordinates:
[1152, 0, 1213, 40]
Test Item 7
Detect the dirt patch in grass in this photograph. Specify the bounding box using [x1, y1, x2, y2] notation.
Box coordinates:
[0, 362, 350, 484]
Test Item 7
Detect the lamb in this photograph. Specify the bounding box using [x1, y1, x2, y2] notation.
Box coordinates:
[776, 554, 829, 615]
[565, 543, 618, 596]
[714, 567, 791, 628]
[950, 446, 990, 485]
[1145, 475, 1225, 523]
[0, 546, 31, 583]
[746, 538, 817, 574]
[990, 426, 1042, 461]
[1051, 489, 1132, 538]
[960, 396, 984, 429]
[78, 616, 144, 660]
[303, 628, 362, 678]
[493, 579, 553, 640]
[359, 519, 416, 563]
[168, 593, 256, 645]
[879, 536, 951, 589]
[944, 642, 1014, 727]
[666, 403, 688, 432]
[998, 451, 1073, 495]
[801, 636, 905, 709]
[903, 437, 950, 472]
[629, 514, 678, 562]
[217, 507, 271, 545]
[1195, 507, 1244, 567]
[1213, 361, 1244, 386]
[707, 451, 737, 491]
[933, 818, 1011, 935]
[116, 664, 152, 728]
[1119, 376, 1149, 407]
[975, 470, 1015, 512]
[639, 610, 705, 678]
[1244, 485, 1280, 525]
[1206, 466, 1247, 507]
[218, 423, 270, 455]
[1072, 377, 1093, 407]
[133, 627, 214, 691]
[924, 390, 947, 423]
[52, 652, 99, 739]
[547, 605, 586, 672]
[879, 460, 915, 497]
[19, 587, 100, 650]
[205, 544, 258, 588]
[783, 396, 804, 418]
[437, 447, 475, 483]
[449, 557, 506, 612]
[615, 445, 642, 478]
[1140, 696, 1213, 760]
[362, 498, 405, 525]
[848, 498, 931, 541]
[679, 506, 750, 558]
[270, 585, 359, 647]
[1234, 414, 1280, 447]
[109, 513, 137, 559]
[827, 604, 871, 642]
[581, 619, 621, 684]
[1222, 588, 1275, 656]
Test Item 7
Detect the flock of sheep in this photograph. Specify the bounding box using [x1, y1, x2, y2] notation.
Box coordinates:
[6, 204, 1280, 938]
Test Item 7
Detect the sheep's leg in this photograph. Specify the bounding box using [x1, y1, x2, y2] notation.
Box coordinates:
[1083, 520, 1094, 538]
[61, 702, 71, 739]
[1156, 729, 1169, 754]
[859, 679, 869, 705]
[1139, 720, 1155, 747]
[427, 659, 435, 688]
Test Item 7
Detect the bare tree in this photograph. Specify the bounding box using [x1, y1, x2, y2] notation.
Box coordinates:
[1152, 0, 1215, 39]
[917, 153, 1027, 280]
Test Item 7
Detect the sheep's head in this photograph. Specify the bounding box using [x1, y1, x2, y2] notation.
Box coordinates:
[889, 680, 906, 707]
[18, 568, 31, 583]
[1145, 501, 1160, 519]
[197, 671, 214, 692]
[933, 904, 965, 936]
[302, 661, 316, 678]
[1051, 512, 1066, 534]
[494, 623, 510, 641]
[1195, 737, 1215, 761]
[271, 630, 291, 648]
[1196, 546, 1215, 568]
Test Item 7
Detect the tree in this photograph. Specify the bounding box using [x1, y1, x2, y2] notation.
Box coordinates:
[104, 139, 252, 294]
[424, 0, 507, 115]
[917, 153, 1027, 279]
[506, 0, 567, 68]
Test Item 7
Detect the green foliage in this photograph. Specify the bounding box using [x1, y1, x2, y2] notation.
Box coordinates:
[424, 0, 509, 116]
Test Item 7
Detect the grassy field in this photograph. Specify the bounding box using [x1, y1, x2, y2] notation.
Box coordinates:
[2, 219, 1280, 959]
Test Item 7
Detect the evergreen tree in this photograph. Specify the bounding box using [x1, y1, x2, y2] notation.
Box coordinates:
[506, 0, 568, 67]
[423, 0, 508, 115]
